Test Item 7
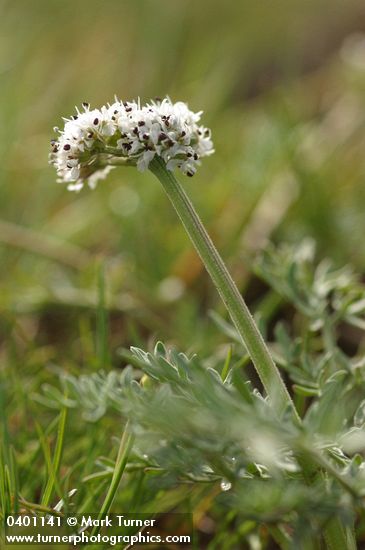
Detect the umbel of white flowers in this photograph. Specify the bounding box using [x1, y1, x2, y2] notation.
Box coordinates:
[49, 97, 214, 191]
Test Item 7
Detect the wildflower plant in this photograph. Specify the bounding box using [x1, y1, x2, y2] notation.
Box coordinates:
[50, 97, 290, 417]
[42, 98, 365, 548]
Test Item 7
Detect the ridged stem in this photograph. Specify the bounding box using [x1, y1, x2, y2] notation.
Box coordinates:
[150, 156, 296, 419]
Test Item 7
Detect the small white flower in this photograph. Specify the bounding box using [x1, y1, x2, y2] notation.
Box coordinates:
[49, 97, 214, 190]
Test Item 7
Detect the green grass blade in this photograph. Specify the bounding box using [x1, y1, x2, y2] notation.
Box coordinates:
[39, 405, 67, 507]
[96, 261, 110, 368]
[90, 422, 134, 539]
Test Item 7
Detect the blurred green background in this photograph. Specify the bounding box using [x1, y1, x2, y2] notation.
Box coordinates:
[1, 0, 365, 360]
[2, 3, 365, 545]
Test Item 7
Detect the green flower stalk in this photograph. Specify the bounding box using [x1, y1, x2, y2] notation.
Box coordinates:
[149, 156, 295, 418]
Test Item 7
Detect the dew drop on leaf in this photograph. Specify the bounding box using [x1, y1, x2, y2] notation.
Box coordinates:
[220, 480, 232, 492]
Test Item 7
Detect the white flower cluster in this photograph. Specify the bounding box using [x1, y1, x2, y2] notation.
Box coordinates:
[50, 97, 214, 191]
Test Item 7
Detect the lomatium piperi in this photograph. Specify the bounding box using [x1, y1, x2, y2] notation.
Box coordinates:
[50, 96, 294, 418]
[50, 97, 355, 550]
[50, 97, 214, 191]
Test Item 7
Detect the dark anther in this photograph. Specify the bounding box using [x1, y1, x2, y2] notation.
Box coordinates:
[187, 153, 192, 158]
[187, 171, 194, 177]
[52, 145, 59, 152]
[93, 118, 99, 125]
[111, 116, 116, 121]
[71, 115, 78, 120]
[125, 107, 132, 113]
[167, 139, 174, 146]
[165, 120, 170, 127]
[181, 131, 186, 137]
[63, 144, 71, 151]
[133, 127, 139, 135]
[155, 97, 161, 101]
[114, 110, 118, 114]
[158, 132, 167, 141]
[138, 121, 145, 127]
[82, 102, 90, 108]
[194, 153, 198, 160]
[87, 132, 94, 138]
[142, 133, 149, 140]
[123, 143, 132, 151]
